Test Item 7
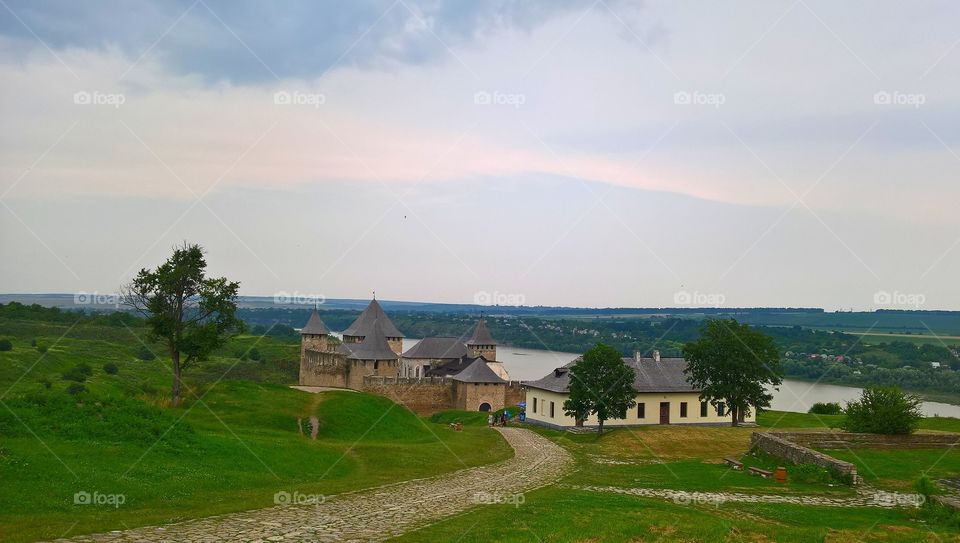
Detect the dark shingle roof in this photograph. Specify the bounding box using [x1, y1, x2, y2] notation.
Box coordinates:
[466, 318, 497, 346]
[424, 354, 484, 377]
[337, 320, 398, 360]
[451, 357, 505, 383]
[402, 337, 467, 360]
[525, 357, 698, 394]
[342, 299, 404, 338]
[300, 308, 330, 335]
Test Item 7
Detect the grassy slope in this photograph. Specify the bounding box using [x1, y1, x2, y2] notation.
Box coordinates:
[0, 321, 511, 543]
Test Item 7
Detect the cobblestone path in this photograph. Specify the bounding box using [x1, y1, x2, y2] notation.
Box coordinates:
[566, 484, 926, 508]
[54, 428, 571, 543]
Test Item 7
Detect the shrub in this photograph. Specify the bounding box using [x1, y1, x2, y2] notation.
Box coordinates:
[842, 386, 923, 434]
[103, 362, 119, 375]
[0, 339, 12, 351]
[36, 343, 48, 354]
[30, 339, 37, 347]
[248, 348, 261, 361]
[62, 363, 93, 383]
[809, 402, 842, 415]
[38, 377, 52, 389]
[135, 346, 156, 361]
[914, 475, 939, 499]
[66, 383, 86, 395]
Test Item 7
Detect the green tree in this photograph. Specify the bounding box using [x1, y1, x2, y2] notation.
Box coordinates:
[124, 243, 242, 407]
[842, 386, 922, 434]
[563, 343, 636, 434]
[0, 338, 12, 351]
[683, 318, 783, 426]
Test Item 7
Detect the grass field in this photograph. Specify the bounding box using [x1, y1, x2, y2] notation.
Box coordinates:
[0, 320, 511, 542]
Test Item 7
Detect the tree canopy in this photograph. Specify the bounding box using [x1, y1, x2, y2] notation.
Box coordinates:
[682, 318, 783, 426]
[123, 243, 242, 407]
[563, 343, 636, 433]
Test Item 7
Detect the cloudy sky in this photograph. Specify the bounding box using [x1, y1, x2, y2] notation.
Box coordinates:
[1, 0, 958, 310]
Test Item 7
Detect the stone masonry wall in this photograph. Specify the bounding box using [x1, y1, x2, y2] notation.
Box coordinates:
[362, 376, 455, 415]
[769, 431, 960, 450]
[300, 349, 347, 388]
[751, 432, 859, 483]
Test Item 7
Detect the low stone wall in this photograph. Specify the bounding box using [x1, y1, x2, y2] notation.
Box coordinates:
[770, 431, 960, 450]
[750, 432, 859, 483]
[362, 376, 455, 415]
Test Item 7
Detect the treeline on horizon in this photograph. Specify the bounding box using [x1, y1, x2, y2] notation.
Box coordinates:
[3, 302, 960, 397]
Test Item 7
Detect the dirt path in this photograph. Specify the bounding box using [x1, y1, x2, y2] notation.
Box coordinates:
[54, 428, 572, 543]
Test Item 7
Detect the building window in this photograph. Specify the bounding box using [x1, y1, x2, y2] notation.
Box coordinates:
[680, 402, 688, 418]
[700, 401, 708, 417]
[533, 398, 538, 413]
[374, 361, 379, 370]
[717, 402, 726, 417]
[637, 402, 645, 419]
[550, 401, 555, 418]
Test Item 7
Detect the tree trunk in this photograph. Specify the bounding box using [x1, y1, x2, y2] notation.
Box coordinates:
[171, 350, 183, 407]
[730, 405, 739, 427]
[598, 419, 604, 434]
[575, 417, 584, 427]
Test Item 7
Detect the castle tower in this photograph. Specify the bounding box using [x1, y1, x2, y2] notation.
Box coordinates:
[466, 318, 497, 361]
[299, 308, 331, 360]
[342, 298, 404, 356]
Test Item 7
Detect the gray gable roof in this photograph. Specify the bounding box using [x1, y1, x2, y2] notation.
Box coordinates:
[451, 357, 505, 383]
[466, 318, 497, 346]
[525, 357, 699, 394]
[300, 308, 330, 335]
[402, 337, 467, 360]
[342, 299, 404, 338]
[337, 319, 398, 360]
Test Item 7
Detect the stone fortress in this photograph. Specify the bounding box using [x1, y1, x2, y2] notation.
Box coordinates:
[298, 298, 524, 413]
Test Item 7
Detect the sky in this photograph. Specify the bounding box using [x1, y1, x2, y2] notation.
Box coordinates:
[1, 0, 959, 310]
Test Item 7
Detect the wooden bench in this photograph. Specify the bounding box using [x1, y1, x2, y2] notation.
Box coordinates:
[748, 466, 773, 478]
[723, 457, 744, 470]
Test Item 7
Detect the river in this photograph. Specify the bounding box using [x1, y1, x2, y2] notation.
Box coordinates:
[402, 338, 960, 418]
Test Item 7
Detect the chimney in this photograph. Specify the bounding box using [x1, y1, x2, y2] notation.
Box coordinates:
[634, 351, 642, 363]
[653, 350, 661, 363]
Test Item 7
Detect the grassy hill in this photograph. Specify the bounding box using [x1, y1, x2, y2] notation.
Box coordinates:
[0, 315, 511, 543]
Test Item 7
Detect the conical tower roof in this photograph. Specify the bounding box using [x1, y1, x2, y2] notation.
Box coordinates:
[466, 318, 497, 346]
[342, 299, 404, 338]
[338, 318, 398, 360]
[300, 308, 330, 335]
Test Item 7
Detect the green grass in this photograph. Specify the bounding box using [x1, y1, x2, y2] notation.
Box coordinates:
[389, 486, 954, 542]
[827, 448, 960, 492]
[759, 409, 960, 432]
[0, 320, 512, 543]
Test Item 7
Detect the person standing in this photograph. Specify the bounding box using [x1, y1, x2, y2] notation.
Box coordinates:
[487, 413, 494, 427]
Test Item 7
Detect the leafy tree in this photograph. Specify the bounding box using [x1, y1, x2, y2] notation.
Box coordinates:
[248, 347, 261, 361]
[0, 339, 12, 351]
[66, 383, 86, 395]
[123, 243, 243, 407]
[842, 386, 922, 434]
[103, 362, 119, 375]
[683, 318, 783, 426]
[135, 346, 157, 361]
[563, 343, 636, 434]
[809, 402, 842, 415]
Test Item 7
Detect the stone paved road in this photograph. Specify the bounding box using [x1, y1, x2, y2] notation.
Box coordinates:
[53, 428, 571, 543]
[567, 484, 926, 508]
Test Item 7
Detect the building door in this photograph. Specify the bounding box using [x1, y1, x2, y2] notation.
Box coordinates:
[659, 402, 670, 424]
[479, 402, 492, 412]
